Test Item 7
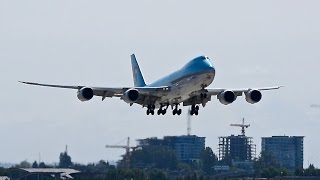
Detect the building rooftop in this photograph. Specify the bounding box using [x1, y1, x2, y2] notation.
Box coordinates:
[20, 168, 80, 174]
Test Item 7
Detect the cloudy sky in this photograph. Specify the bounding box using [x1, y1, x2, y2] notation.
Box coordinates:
[1, 1, 320, 167]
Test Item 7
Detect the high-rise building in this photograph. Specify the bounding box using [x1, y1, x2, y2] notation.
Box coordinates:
[218, 135, 256, 163]
[261, 136, 304, 170]
[218, 119, 256, 170]
[137, 135, 205, 163]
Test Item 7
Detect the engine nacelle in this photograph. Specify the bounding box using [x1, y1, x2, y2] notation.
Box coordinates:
[122, 88, 139, 103]
[77, 87, 94, 101]
[245, 89, 262, 104]
[218, 90, 236, 105]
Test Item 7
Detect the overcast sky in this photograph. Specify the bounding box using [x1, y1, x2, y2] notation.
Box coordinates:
[1, 0, 320, 167]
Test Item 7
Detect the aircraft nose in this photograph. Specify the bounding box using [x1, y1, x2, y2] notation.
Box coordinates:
[204, 58, 215, 72]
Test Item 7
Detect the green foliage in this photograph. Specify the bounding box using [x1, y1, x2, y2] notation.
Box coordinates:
[253, 151, 293, 178]
[32, 161, 38, 168]
[295, 164, 320, 176]
[147, 168, 168, 180]
[0, 167, 8, 176]
[254, 151, 280, 177]
[105, 168, 164, 180]
[255, 151, 279, 169]
[130, 147, 178, 170]
[39, 162, 47, 168]
[260, 167, 288, 178]
[200, 147, 217, 175]
[59, 151, 72, 168]
[14, 160, 31, 168]
[176, 173, 205, 180]
[72, 160, 115, 173]
[177, 162, 193, 174]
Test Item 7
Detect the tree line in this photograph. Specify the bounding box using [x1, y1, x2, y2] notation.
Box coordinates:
[1, 148, 320, 179]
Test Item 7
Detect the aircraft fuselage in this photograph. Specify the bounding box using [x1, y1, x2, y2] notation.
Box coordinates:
[148, 56, 215, 106]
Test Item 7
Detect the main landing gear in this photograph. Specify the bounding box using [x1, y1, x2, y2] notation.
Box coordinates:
[157, 104, 168, 115]
[146, 104, 155, 115]
[146, 104, 182, 115]
[146, 104, 199, 116]
[172, 104, 182, 115]
[190, 105, 199, 116]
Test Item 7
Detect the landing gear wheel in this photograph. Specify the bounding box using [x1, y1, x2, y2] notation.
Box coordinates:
[190, 110, 194, 115]
[172, 109, 177, 115]
[157, 104, 168, 115]
[177, 109, 182, 115]
[147, 104, 155, 115]
[190, 105, 199, 116]
[172, 104, 182, 115]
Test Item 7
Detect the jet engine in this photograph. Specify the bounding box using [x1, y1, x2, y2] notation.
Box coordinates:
[77, 87, 94, 101]
[218, 90, 236, 105]
[122, 88, 139, 103]
[245, 89, 262, 104]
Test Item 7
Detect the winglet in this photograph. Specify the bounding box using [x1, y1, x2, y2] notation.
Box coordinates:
[257, 86, 284, 91]
[130, 54, 146, 87]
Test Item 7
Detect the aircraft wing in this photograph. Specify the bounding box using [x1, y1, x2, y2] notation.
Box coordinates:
[19, 81, 170, 100]
[19, 81, 123, 97]
[206, 86, 283, 96]
[183, 86, 282, 106]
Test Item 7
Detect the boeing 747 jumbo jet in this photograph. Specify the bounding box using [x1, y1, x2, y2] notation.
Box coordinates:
[20, 54, 281, 116]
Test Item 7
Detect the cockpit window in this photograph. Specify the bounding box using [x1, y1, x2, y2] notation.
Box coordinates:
[183, 56, 206, 69]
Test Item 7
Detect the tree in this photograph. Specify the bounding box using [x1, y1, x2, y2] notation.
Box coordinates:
[303, 164, 320, 176]
[200, 147, 217, 175]
[93, 160, 111, 173]
[16, 160, 31, 168]
[39, 162, 47, 168]
[148, 168, 168, 180]
[260, 167, 288, 178]
[59, 151, 72, 168]
[0, 167, 8, 176]
[254, 151, 280, 177]
[32, 161, 38, 168]
[130, 147, 178, 170]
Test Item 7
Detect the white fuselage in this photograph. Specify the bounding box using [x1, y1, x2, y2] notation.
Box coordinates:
[147, 56, 216, 106]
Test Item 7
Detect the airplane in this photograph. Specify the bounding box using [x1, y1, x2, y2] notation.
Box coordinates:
[20, 54, 282, 116]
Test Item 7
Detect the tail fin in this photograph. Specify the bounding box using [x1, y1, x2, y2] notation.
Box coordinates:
[131, 54, 146, 87]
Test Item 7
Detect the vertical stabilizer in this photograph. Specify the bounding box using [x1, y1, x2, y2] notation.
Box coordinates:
[131, 54, 146, 87]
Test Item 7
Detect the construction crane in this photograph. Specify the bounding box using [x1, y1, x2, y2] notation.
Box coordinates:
[105, 137, 137, 168]
[230, 118, 250, 136]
